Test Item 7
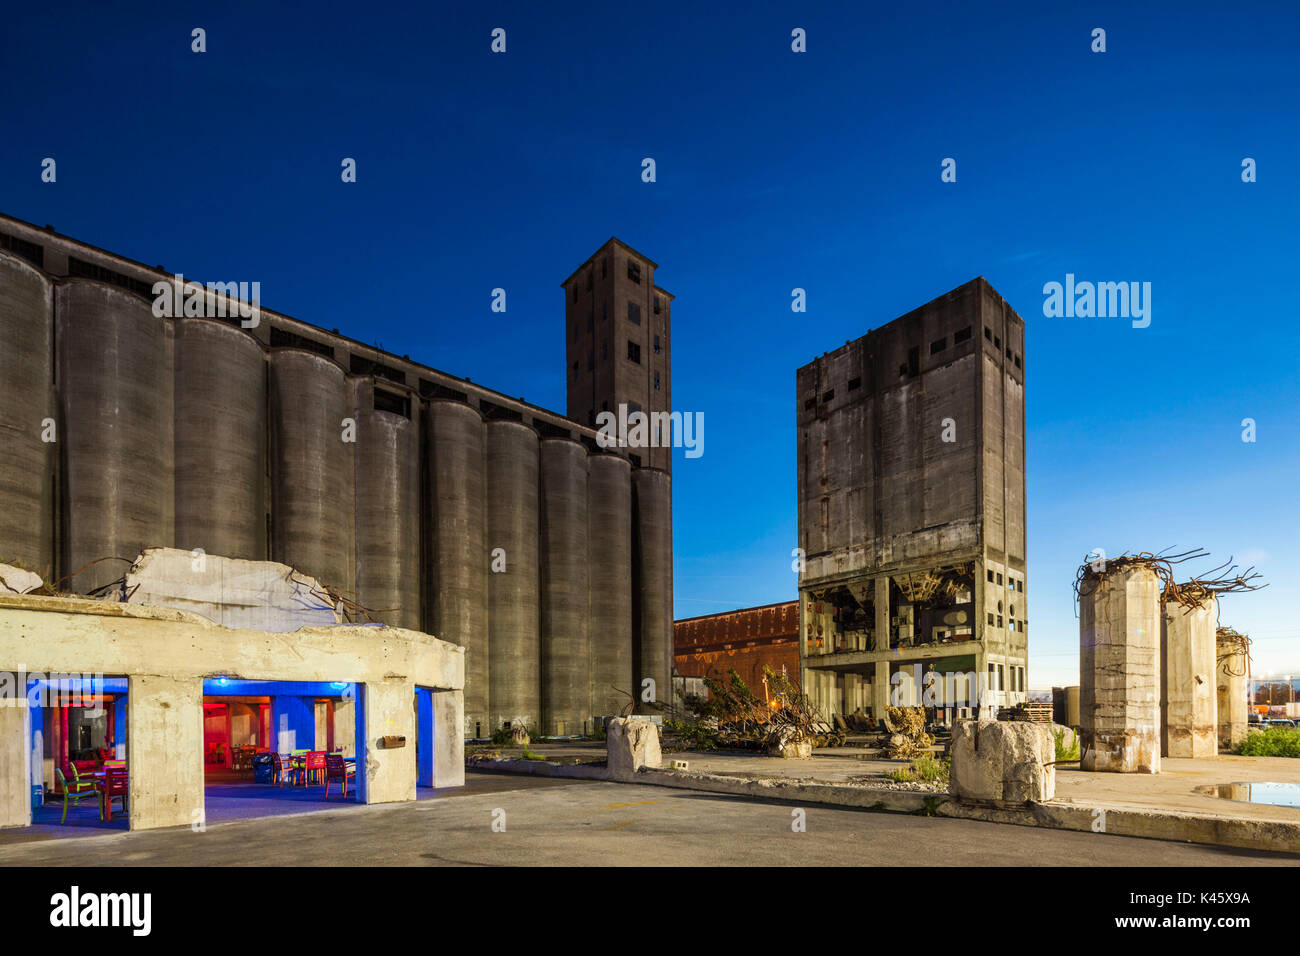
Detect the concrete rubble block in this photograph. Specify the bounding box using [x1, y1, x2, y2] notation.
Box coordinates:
[1079, 564, 1161, 773]
[1051, 723, 1078, 759]
[949, 719, 1055, 804]
[606, 717, 662, 781]
[124, 547, 342, 632]
[766, 725, 812, 759]
[0, 563, 43, 595]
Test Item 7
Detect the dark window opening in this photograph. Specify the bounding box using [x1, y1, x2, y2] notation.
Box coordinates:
[629, 453, 642, 467]
[847, 376, 861, 391]
[627, 259, 641, 283]
[270, 327, 334, 358]
[907, 346, 920, 378]
[821, 389, 835, 403]
[1014, 354, 1021, 368]
[419, 379, 468, 402]
[535, 419, 571, 440]
[373, 389, 410, 418]
[984, 327, 992, 341]
[654, 296, 661, 315]
[804, 397, 816, 411]
[653, 334, 661, 354]
[0, 232, 44, 268]
[627, 341, 641, 364]
[930, 337, 947, 356]
[654, 370, 661, 390]
[628, 302, 641, 325]
[479, 399, 523, 423]
[350, 354, 405, 384]
[994, 336, 1001, 349]
[68, 256, 154, 298]
[954, 326, 972, 344]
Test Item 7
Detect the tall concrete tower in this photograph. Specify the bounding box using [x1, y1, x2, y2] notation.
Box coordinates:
[796, 277, 1028, 723]
[562, 238, 673, 472]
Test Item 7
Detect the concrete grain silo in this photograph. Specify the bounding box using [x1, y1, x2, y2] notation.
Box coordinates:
[539, 438, 590, 736]
[426, 400, 489, 737]
[485, 419, 539, 732]
[268, 348, 354, 592]
[588, 454, 633, 720]
[173, 318, 266, 561]
[0, 252, 55, 574]
[352, 378, 421, 629]
[634, 467, 674, 713]
[57, 281, 174, 594]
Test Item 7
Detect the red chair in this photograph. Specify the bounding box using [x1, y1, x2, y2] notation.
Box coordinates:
[98, 766, 128, 821]
[303, 751, 327, 787]
[324, 753, 355, 799]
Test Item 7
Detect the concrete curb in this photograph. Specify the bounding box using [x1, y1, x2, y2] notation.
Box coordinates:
[470, 758, 1300, 855]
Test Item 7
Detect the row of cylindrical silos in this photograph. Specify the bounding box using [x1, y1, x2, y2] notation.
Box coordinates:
[0, 256, 674, 737]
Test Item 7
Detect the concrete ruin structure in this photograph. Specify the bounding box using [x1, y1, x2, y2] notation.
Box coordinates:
[1216, 627, 1250, 750]
[0, 215, 674, 738]
[1160, 595, 1218, 758]
[1078, 563, 1161, 773]
[796, 278, 1028, 723]
[1051, 685, 1081, 727]
[0, 588, 464, 831]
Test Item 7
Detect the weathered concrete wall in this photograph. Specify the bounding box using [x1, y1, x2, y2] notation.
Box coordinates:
[0, 698, 31, 828]
[128, 675, 204, 830]
[433, 688, 465, 788]
[0, 592, 463, 829]
[1161, 599, 1218, 758]
[1080, 565, 1161, 773]
[1216, 631, 1249, 751]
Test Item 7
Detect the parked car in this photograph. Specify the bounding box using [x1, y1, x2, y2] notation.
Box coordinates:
[1264, 718, 1297, 729]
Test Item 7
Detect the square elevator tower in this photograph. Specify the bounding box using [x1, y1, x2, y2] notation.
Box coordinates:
[796, 277, 1028, 722]
[562, 238, 674, 472]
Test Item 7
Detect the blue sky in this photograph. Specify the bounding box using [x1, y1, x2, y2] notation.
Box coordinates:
[3, 1, 1297, 687]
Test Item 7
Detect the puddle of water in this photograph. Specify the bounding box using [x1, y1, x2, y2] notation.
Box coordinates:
[1196, 781, 1300, 808]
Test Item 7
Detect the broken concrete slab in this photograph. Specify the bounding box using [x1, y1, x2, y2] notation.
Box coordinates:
[123, 547, 342, 632]
[0, 563, 43, 595]
[606, 717, 661, 781]
[950, 719, 1055, 804]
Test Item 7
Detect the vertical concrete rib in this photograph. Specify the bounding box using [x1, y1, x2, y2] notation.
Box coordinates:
[588, 454, 633, 721]
[56, 281, 173, 593]
[0, 252, 55, 574]
[633, 467, 673, 713]
[485, 419, 539, 731]
[539, 438, 590, 736]
[174, 318, 266, 561]
[1161, 596, 1218, 758]
[268, 349, 354, 591]
[427, 400, 488, 737]
[352, 379, 421, 629]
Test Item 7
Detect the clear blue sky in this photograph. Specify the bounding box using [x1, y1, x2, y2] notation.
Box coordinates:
[3, 1, 1297, 687]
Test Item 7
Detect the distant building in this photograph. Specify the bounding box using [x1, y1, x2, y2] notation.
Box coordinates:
[796, 278, 1029, 722]
[674, 601, 799, 698]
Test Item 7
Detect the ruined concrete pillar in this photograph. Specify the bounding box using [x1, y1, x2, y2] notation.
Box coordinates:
[0, 695, 31, 828]
[1161, 597, 1218, 758]
[128, 675, 204, 830]
[873, 575, 890, 652]
[1079, 564, 1161, 773]
[1216, 629, 1249, 751]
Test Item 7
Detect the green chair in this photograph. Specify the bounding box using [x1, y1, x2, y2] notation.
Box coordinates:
[54, 766, 98, 824]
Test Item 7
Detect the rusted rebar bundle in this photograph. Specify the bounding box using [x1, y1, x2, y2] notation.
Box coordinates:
[1163, 556, 1266, 613]
[1216, 626, 1252, 677]
[1073, 548, 1209, 613]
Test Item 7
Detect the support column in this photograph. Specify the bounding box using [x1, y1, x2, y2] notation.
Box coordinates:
[0, 695, 31, 828]
[874, 575, 891, 651]
[360, 679, 417, 805]
[432, 688, 465, 788]
[1161, 597, 1217, 758]
[127, 675, 203, 831]
[872, 660, 891, 720]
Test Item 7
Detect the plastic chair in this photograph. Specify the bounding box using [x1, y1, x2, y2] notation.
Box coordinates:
[270, 752, 295, 787]
[304, 751, 327, 787]
[324, 753, 355, 799]
[99, 766, 128, 821]
[54, 767, 97, 824]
